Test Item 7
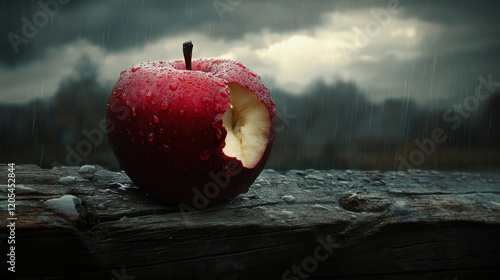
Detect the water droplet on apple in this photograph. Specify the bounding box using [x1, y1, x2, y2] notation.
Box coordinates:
[178, 76, 184, 82]
[156, 80, 162, 87]
[148, 133, 154, 142]
[159, 128, 164, 134]
[161, 102, 169, 110]
[132, 107, 136, 116]
[250, 72, 257, 77]
[125, 101, 130, 106]
[125, 128, 131, 135]
[153, 115, 159, 123]
[122, 94, 127, 100]
[131, 66, 141, 72]
[141, 104, 146, 110]
[194, 109, 198, 114]
[150, 101, 155, 106]
[106, 104, 111, 110]
[179, 110, 184, 116]
[139, 131, 144, 136]
[179, 93, 184, 100]
[146, 92, 152, 100]
[216, 128, 223, 139]
[214, 105, 220, 112]
[202, 97, 212, 104]
[199, 152, 210, 161]
[117, 88, 124, 93]
[169, 82, 177, 91]
[163, 145, 170, 153]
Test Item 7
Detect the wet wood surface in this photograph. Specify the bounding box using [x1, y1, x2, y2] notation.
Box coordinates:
[1, 164, 500, 279]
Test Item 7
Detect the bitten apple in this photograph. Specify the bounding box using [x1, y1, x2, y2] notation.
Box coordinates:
[106, 41, 277, 206]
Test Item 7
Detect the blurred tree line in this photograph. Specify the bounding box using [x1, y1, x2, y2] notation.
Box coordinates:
[1, 56, 499, 171]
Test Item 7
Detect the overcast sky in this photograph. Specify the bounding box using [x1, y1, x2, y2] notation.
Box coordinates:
[1, 0, 499, 104]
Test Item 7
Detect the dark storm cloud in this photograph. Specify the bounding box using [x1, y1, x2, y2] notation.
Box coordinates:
[0, 0, 342, 67]
[401, 0, 500, 48]
[1, 0, 499, 73]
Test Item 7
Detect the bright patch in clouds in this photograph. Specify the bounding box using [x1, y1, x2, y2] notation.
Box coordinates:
[2, 9, 431, 103]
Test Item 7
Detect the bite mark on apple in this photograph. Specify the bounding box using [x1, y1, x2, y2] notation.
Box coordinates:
[222, 83, 271, 168]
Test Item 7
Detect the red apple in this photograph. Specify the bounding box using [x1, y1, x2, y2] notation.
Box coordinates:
[106, 42, 277, 207]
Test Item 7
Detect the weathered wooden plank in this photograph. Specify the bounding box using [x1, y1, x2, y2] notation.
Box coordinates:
[0, 164, 499, 279]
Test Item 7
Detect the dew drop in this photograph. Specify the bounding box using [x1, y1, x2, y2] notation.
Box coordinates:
[150, 101, 155, 106]
[161, 101, 169, 110]
[117, 88, 124, 94]
[148, 133, 154, 142]
[199, 153, 210, 161]
[178, 93, 184, 100]
[156, 80, 162, 87]
[179, 110, 184, 116]
[132, 107, 136, 116]
[125, 101, 130, 106]
[141, 104, 146, 110]
[44, 195, 81, 222]
[163, 145, 171, 153]
[153, 115, 159, 123]
[169, 82, 178, 91]
[146, 92, 152, 100]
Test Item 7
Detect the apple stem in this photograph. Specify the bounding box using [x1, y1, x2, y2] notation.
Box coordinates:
[183, 41, 193, 70]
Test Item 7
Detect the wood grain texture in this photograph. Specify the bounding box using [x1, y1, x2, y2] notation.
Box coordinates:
[1, 164, 499, 279]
